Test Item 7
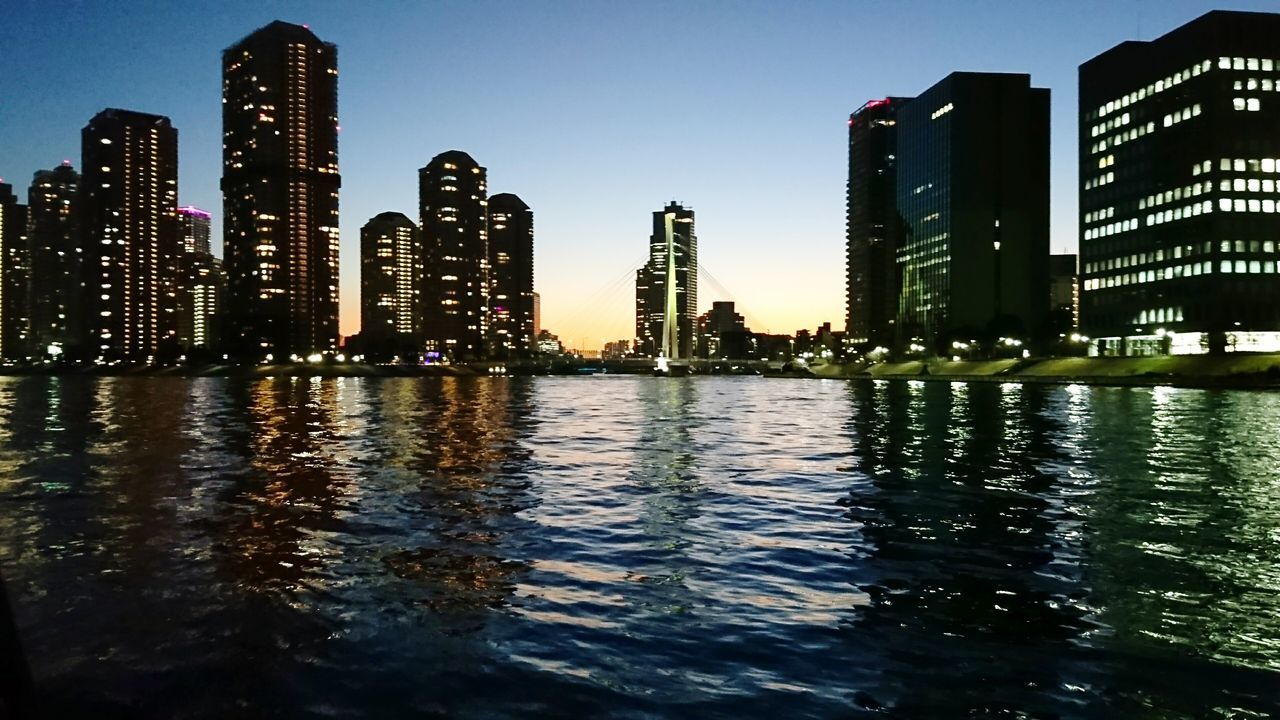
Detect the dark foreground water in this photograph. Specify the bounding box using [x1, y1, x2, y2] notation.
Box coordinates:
[0, 376, 1278, 718]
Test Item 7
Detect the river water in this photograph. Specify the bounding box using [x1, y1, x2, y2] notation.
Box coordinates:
[0, 376, 1277, 718]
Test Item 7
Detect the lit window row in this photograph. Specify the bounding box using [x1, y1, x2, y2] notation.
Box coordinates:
[1084, 207, 1114, 224]
[1136, 307, 1184, 325]
[1162, 103, 1201, 127]
[1221, 260, 1279, 274]
[1221, 239, 1278, 253]
[1090, 113, 1130, 137]
[1090, 121, 1155, 154]
[1232, 97, 1263, 112]
[1232, 78, 1278, 92]
[1098, 154, 1115, 169]
[1217, 57, 1277, 72]
[1139, 180, 1211, 210]
[930, 102, 953, 120]
[1084, 218, 1137, 240]
[1084, 172, 1114, 190]
[1219, 177, 1279, 193]
[1094, 58, 1211, 118]
[1221, 157, 1280, 173]
[1146, 199, 1213, 226]
[1218, 197, 1280, 213]
[1084, 262, 1213, 290]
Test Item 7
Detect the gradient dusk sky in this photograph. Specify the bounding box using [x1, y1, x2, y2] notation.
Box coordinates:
[1, 0, 1272, 351]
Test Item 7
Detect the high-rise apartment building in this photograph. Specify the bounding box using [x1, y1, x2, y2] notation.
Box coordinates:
[846, 97, 911, 351]
[222, 20, 340, 360]
[176, 206, 221, 349]
[1079, 10, 1280, 355]
[0, 183, 29, 361]
[27, 163, 80, 356]
[419, 150, 488, 361]
[360, 211, 420, 343]
[80, 109, 179, 361]
[635, 201, 697, 359]
[895, 72, 1050, 352]
[487, 193, 534, 358]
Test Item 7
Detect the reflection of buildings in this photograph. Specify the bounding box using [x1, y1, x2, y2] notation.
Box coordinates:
[222, 21, 341, 360]
[80, 108, 180, 360]
[1079, 11, 1280, 355]
[635, 201, 697, 358]
[847, 97, 910, 350]
[419, 150, 489, 361]
[487, 193, 535, 359]
[0, 182, 29, 361]
[841, 381, 1093, 715]
[27, 163, 80, 357]
[895, 73, 1050, 352]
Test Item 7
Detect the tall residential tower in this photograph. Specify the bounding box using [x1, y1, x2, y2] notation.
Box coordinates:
[419, 150, 488, 361]
[222, 20, 340, 360]
[27, 163, 80, 355]
[360, 211, 420, 344]
[487, 193, 534, 358]
[80, 109, 180, 361]
[635, 201, 697, 359]
[846, 97, 910, 351]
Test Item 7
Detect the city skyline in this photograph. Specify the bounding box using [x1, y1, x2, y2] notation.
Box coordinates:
[2, 1, 1277, 350]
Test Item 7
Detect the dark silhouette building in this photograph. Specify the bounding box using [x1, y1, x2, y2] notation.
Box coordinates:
[419, 150, 488, 361]
[697, 300, 751, 359]
[360, 211, 420, 349]
[27, 163, 81, 357]
[846, 97, 911, 352]
[222, 20, 340, 361]
[895, 72, 1050, 353]
[635, 201, 697, 358]
[0, 183, 29, 361]
[487, 193, 534, 358]
[1079, 10, 1280, 355]
[1049, 253, 1079, 331]
[176, 206, 221, 350]
[80, 109, 180, 361]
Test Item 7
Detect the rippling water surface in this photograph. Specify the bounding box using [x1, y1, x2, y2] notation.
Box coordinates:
[0, 376, 1278, 718]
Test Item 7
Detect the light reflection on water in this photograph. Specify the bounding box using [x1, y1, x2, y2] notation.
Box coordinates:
[0, 376, 1277, 717]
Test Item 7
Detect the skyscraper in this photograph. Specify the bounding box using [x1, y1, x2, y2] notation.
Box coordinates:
[360, 211, 420, 344]
[176, 206, 221, 350]
[27, 163, 80, 356]
[0, 183, 29, 362]
[487, 193, 534, 358]
[1049, 253, 1079, 332]
[222, 20, 340, 360]
[1079, 10, 1280, 355]
[635, 201, 697, 359]
[894, 72, 1050, 352]
[846, 97, 911, 351]
[80, 108, 179, 361]
[419, 150, 488, 361]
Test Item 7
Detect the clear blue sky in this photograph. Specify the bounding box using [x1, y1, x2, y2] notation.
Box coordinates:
[1, 0, 1270, 349]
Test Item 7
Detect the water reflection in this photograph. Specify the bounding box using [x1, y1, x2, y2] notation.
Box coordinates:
[0, 377, 1276, 718]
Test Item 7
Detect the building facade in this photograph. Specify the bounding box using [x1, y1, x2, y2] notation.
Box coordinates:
[846, 97, 910, 351]
[360, 211, 420, 344]
[635, 201, 697, 359]
[0, 183, 29, 361]
[176, 206, 221, 350]
[894, 72, 1050, 353]
[419, 150, 488, 361]
[222, 20, 340, 360]
[1049, 253, 1079, 331]
[27, 163, 81, 356]
[80, 108, 180, 361]
[487, 193, 534, 358]
[1079, 10, 1280, 355]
